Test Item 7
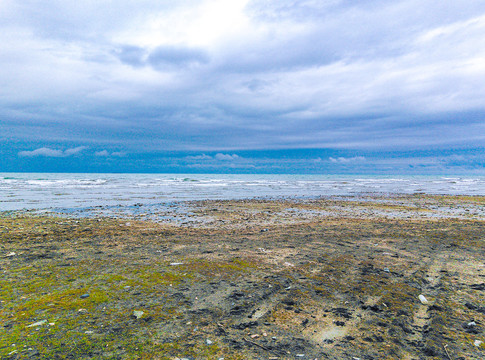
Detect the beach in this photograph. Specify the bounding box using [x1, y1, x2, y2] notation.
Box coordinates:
[1, 194, 484, 359]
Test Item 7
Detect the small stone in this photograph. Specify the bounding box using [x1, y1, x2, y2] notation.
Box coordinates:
[78, 308, 87, 313]
[6, 252, 16, 257]
[206, 339, 213, 345]
[27, 320, 47, 328]
[474, 340, 482, 347]
[133, 310, 144, 319]
[250, 334, 259, 338]
[48, 323, 55, 326]
[418, 295, 428, 304]
[467, 321, 477, 327]
[170, 262, 183, 266]
[384, 268, 390, 273]
[80, 294, 89, 299]
[85, 331, 94, 334]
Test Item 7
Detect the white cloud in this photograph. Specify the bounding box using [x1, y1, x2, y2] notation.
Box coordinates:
[186, 154, 213, 160]
[64, 146, 88, 156]
[95, 150, 110, 156]
[329, 156, 366, 163]
[18, 146, 87, 157]
[95, 150, 126, 157]
[215, 153, 240, 161]
[18, 147, 64, 157]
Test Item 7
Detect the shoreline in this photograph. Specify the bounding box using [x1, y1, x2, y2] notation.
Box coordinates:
[3, 193, 485, 224]
[1, 195, 484, 359]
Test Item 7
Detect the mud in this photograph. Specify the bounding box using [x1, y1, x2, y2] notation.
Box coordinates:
[1, 195, 484, 359]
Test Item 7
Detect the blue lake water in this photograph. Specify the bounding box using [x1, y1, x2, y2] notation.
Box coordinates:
[1, 173, 484, 212]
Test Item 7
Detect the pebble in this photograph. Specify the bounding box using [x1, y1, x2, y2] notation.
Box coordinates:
[206, 339, 213, 345]
[418, 295, 428, 304]
[474, 340, 482, 347]
[6, 252, 16, 257]
[80, 294, 89, 299]
[384, 268, 390, 273]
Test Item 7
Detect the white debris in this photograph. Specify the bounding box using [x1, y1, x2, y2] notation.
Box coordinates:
[6, 252, 16, 257]
[133, 310, 144, 319]
[170, 262, 183, 266]
[418, 295, 428, 305]
[206, 339, 213, 345]
[467, 321, 477, 327]
[474, 340, 482, 347]
[27, 320, 47, 328]
[85, 331, 94, 334]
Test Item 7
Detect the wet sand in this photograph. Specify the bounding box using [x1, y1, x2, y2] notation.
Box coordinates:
[1, 195, 484, 359]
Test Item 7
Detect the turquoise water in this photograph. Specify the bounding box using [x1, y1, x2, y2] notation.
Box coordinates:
[1, 173, 484, 211]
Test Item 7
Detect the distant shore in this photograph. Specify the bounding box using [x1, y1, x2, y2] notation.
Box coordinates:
[1, 195, 484, 359]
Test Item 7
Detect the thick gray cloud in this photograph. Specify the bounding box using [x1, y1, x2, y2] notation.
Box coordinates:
[148, 46, 209, 67]
[1, 0, 485, 156]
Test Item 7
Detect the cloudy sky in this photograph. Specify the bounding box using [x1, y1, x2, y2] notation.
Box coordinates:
[1, 0, 484, 173]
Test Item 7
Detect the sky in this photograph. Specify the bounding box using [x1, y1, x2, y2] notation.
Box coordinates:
[1, 0, 484, 174]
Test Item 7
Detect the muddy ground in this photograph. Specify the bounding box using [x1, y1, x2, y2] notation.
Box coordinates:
[1, 195, 484, 359]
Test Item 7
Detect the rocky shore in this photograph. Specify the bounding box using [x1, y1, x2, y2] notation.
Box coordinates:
[1, 195, 484, 359]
